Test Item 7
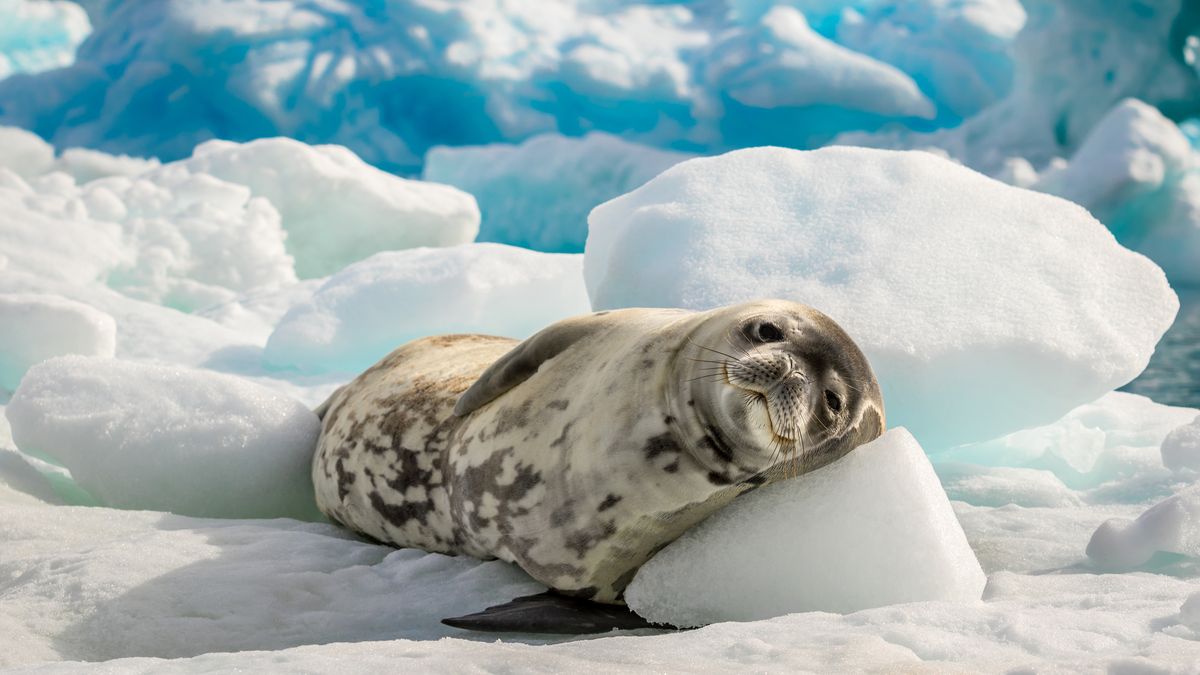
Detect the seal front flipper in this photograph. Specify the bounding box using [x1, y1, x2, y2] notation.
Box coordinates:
[441, 592, 668, 634]
[453, 313, 620, 416]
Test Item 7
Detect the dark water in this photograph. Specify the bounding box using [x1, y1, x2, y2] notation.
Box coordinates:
[1122, 288, 1200, 408]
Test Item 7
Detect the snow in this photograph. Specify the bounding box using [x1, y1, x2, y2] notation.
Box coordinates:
[264, 244, 591, 374]
[423, 132, 692, 252]
[0, 0, 90, 79]
[627, 428, 984, 626]
[585, 145, 1177, 449]
[0, 126, 55, 178]
[0, 294, 116, 393]
[0, 0, 1021, 171]
[5, 356, 323, 520]
[1163, 417, 1200, 472]
[179, 138, 480, 278]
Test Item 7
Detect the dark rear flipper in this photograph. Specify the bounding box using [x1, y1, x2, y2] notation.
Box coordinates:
[441, 591, 673, 634]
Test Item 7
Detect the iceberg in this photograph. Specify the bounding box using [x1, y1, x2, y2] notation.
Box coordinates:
[585, 146, 1177, 449]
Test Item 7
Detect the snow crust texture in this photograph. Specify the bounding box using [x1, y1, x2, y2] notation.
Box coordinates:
[586, 145, 1178, 449]
[626, 428, 986, 626]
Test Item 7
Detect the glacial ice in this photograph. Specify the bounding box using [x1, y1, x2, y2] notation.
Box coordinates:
[0, 0, 1020, 171]
[180, 138, 480, 278]
[424, 132, 691, 252]
[626, 428, 985, 626]
[0, 0, 89, 78]
[0, 293, 116, 393]
[586, 146, 1177, 449]
[6, 356, 323, 520]
[845, 0, 1200, 174]
[264, 244, 592, 374]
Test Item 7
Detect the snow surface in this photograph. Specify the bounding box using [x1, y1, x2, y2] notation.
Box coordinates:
[6, 356, 323, 520]
[264, 244, 591, 374]
[1164, 416, 1200, 472]
[0, 0, 1022, 171]
[586, 145, 1177, 449]
[0, 294, 116, 392]
[0, 0, 90, 79]
[180, 138, 480, 278]
[424, 132, 692, 252]
[626, 428, 985, 626]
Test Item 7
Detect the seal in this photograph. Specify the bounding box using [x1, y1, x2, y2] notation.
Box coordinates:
[312, 299, 884, 630]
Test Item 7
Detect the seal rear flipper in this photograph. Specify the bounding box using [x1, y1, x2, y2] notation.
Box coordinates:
[441, 592, 668, 634]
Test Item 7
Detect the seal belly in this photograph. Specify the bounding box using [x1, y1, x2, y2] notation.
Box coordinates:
[312, 334, 516, 554]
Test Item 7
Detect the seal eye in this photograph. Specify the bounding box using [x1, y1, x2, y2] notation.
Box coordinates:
[824, 390, 843, 413]
[755, 321, 785, 342]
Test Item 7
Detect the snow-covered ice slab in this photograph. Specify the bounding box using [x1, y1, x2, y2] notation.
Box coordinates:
[181, 138, 480, 278]
[424, 132, 691, 253]
[625, 428, 985, 627]
[6, 356, 322, 520]
[264, 244, 592, 374]
[0, 294, 116, 392]
[585, 146, 1177, 449]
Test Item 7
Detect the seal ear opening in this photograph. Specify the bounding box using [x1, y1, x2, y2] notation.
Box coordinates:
[453, 313, 612, 417]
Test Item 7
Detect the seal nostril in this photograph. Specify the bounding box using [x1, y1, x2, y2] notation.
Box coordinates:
[824, 389, 842, 413]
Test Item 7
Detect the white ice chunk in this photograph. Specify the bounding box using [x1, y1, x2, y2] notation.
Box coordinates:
[52, 147, 161, 183]
[1163, 416, 1200, 472]
[626, 428, 985, 626]
[0, 293, 116, 392]
[6, 356, 322, 520]
[181, 138, 481, 278]
[264, 243, 592, 374]
[586, 146, 1177, 449]
[1087, 484, 1200, 570]
[0, 126, 54, 178]
[0, 0, 90, 78]
[423, 132, 692, 252]
[936, 463, 1081, 508]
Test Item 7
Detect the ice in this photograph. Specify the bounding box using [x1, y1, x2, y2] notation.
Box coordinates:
[844, 0, 1200, 175]
[423, 132, 691, 252]
[0, 155, 297, 312]
[0, 126, 54, 178]
[0, 0, 90, 78]
[1163, 416, 1200, 472]
[51, 147, 160, 183]
[5, 356, 323, 520]
[1034, 99, 1200, 285]
[586, 146, 1177, 449]
[0, 293, 116, 393]
[1087, 485, 1200, 570]
[264, 244, 592, 374]
[0, 0, 1018, 172]
[941, 392, 1199, 494]
[625, 429, 985, 627]
[180, 138, 480, 278]
[935, 464, 1081, 508]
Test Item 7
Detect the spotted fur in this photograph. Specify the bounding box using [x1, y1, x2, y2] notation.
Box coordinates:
[312, 300, 885, 603]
